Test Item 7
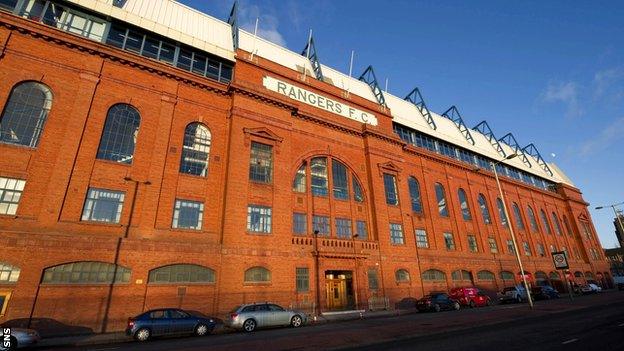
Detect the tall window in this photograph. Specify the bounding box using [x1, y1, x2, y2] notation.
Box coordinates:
[443, 232, 455, 250]
[332, 160, 349, 200]
[537, 243, 545, 257]
[247, 205, 272, 233]
[179, 123, 211, 177]
[335, 218, 352, 238]
[467, 235, 478, 253]
[540, 209, 552, 234]
[506, 240, 515, 254]
[0, 81, 52, 148]
[435, 183, 449, 217]
[0, 177, 26, 215]
[458, 188, 471, 220]
[353, 177, 364, 202]
[148, 264, 215, 284]
[478, 194, 492, 224]
[244, 267, 271, 283]
[383, 174, 399, 205]
[312, 215, 330, 236]
[390, 223, 404, 244]
[293, 163, 306, 192]
[296, 268, 309, 292]
[415, 229, 429, 248]
[249, 142, 273, 183]
[512, 203, 525, 231]
[356, 220, 367, 240]
[523, 242, 531, 256]
[368, 269, 379, 290]
[292, 213, 307, 235]
[172, 199, 204, 230]
[496, 198, 508, 227]
[97, 104, 140, 164]
[310, 157, 328, 196]
[81, 188, 125, 223]
[408, 177, 422, 213]
[551, 212, 563, 236]
[488, 237, 498, 253]
[42, 261, 130, 284]
[527, 206, 539, 232]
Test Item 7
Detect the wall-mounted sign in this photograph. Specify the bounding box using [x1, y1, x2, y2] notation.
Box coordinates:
[552, 251, 569, 270]
[263, 76, 378, 126]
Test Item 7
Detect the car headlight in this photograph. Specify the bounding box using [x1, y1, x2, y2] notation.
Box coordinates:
[209, 319, 214, 323]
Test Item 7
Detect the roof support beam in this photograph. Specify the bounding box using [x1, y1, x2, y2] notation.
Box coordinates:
[358, 65, 386, 107]
[404, 88, 436, 130]
[473, 121, 505, 157]
[301, 36, 324, 81]
[441, 106, 475, 145]
[522, 143, 553, 176]
[227, 1, 239, 51]
[499, 133, 532, 168]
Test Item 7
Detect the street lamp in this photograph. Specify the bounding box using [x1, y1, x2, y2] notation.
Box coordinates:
[313, 229, 321, 316]
[476, 153, 534, 309]
[595, 201, 624, 247]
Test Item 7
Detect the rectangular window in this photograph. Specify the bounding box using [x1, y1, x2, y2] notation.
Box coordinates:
[538, 244, 545, 257]
[247, 205, 272, 233]
[356, 220, 367, 240]
[523, 242, 531, 256]
[368, 269, 379, 290]
[443, 232, 455, 250]
[488, 237, 498, 253]
[467, 235, 478, 253]
[415, 229, 429, 248]
[0, 177, 26, 215]
[383, 173, 398, 205]
[332, 160, 349, 200]
[506, 240, 515, 254]
[390, 223, 404, 244]
[335, 218, 352, 239]
[81, 188, 125, 223]
[312, 215, 330, 236]
[296, 268, 309, 293]
[293, 213, 307, 235]
[249, 142, 273, 183]
[172, 199, 204, 230]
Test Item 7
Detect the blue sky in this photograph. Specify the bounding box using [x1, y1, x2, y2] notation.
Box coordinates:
[182, 0, 624, 248]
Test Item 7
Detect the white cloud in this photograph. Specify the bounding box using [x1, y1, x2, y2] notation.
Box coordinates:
[579, 117, 624, 156]
[239, 4, 286, 47]
[540, 81, 582, 118]
[593, 67, 624, 101]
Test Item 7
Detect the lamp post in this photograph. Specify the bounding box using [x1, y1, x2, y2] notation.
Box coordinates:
[476, 154, 534, 309]
[351, 233, 359, 310]
[313, 229, 321, 316]
[595, 201, 624, 248]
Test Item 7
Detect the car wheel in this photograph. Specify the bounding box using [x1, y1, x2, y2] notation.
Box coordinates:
[195, 323, 210, 336]
[243, 319, 256, 332]
[291, 315, 303, 328]
[134, 328, 151, 342]
[453, 302, 461, 311]
[433, 304, 441, 312]
[469, 300, 475, 308]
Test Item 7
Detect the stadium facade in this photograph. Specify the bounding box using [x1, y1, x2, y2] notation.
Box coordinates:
[0, 0, 611, 332]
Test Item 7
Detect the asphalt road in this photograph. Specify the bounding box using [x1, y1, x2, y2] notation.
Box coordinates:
[41, 292, 624, 351]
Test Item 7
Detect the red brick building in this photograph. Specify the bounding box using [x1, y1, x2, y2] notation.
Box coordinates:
[0, 0, 610, 333]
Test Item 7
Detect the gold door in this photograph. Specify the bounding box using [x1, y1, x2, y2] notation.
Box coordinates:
[326, 279, 347, 310]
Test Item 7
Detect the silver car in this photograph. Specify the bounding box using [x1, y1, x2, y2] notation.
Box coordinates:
[226, 303, 307, 332]
[0, 328, 41, 350]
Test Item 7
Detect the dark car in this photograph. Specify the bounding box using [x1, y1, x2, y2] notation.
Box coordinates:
[126, 309, 217, 342]
[531, 286, 560, 300]
[618, 282, 624, 291]
[416, 293, 460, 312]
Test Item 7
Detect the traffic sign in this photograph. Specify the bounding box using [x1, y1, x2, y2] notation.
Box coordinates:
[552, 251, 569, 269]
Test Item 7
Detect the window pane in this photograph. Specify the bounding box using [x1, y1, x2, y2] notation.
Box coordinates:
[148, 264, 214, 284]
[443, 232, 455, 250]
[96, 104, 141, 164]
[124, 29, 143, 53]
[81, 188, 125, 223]
[310, 157, 328, 196]
[0, 177, 26, 215]
[512, 203, 525, 230]
[142, 36, 160, 59]
[496, 198, 508, 227]
[179, 123, 211, 177]
[335, 218, 352, 239]
[468, 235, 478, 252]
[356, 220, 367, 240]
[390, 223, 404, 244]
[293, 163, 306, 192]
[527, 206, 539, 232]
[293, 213, 307, 235]
[435, 183, 448, 217]
[458, 188, 471, 220]
[383, 174, 398, 205]
[312, 215, 330, 236]
[247, 205, 272, 233]
[353, 177, 364, 202]
[332, 160, 349, 200]
[415, 229, 428, 248]
[408, 177, 422, 213]
[42, 262, 130, 284]
[172, 199, 203, 230]
[106, 23, 126, 48]
[368, 269, 379, 290]
[296, 267, 309, 292]
[245, 267, 270, 282]
[159, 41, 176, 64]
[192, 53, 207, 76]
[249, 142, 273, 183]
[0, 82, 52, 147]
[540, 210, 552, 234]
[177, 48, 193, 71]
[478, 194, 492, 224]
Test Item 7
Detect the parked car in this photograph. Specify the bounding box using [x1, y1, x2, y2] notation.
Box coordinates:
[618, 282, 624, 291]
[580, 283, 602, 294]
[226, 303, 307, 332]
[0, 327, 41, 350]
[126, 308, 218, 342]
[498, 285, 528, 304]
[416, 293, 460, 312]
[531, 286, 560, 300]
[449, 287, 491, 308]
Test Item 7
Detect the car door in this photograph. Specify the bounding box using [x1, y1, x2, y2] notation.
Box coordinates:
[171, 309, 194, 334]
[149, 310, 170, 336]
[253, 304, 270, 327]
[268, 304, 290, 326]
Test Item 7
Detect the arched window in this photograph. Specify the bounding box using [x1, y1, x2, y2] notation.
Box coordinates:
[500, 271, 514, 281]
[574, 271, 583, 278]
[395, 269, 410, 282]
[332, 159, 349, 200]
[293, 162, 306, 192]
[540, 209, 552, 234]
[408, 177, 422, 213]
[535, 271, 548, 280]
[527, 206, 539, 232]
[96, 104, 141, 164]
[458, 188, 471, 220]
[244, 266, 271, 283]
[179, 123, 211, 177]
[477, 270, 495, 281]
[422, 269, 446, 281]
[551, 212, 563, 236]
[148, 264, 215, 284]
[478, 194, 492, 224]
[496, 198, 508, 227]
[42, 261, 130, 284]
[435, 183, 448, 217]
[0, 81, 52, 147]
[0, 262, 20, 283]
[353, 177, 364, 202]
[310, 157, 328, 196]
[512, 203, 525, 231]
[451, 270, 472, 281]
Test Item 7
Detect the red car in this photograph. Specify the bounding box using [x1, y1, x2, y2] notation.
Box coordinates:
[449, 287, 491, 307]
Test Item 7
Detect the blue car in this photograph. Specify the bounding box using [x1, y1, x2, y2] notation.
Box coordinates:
[126, 308, 217, 342]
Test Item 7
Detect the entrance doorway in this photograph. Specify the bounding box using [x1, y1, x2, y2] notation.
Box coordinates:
[325, 271, 354, 310]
